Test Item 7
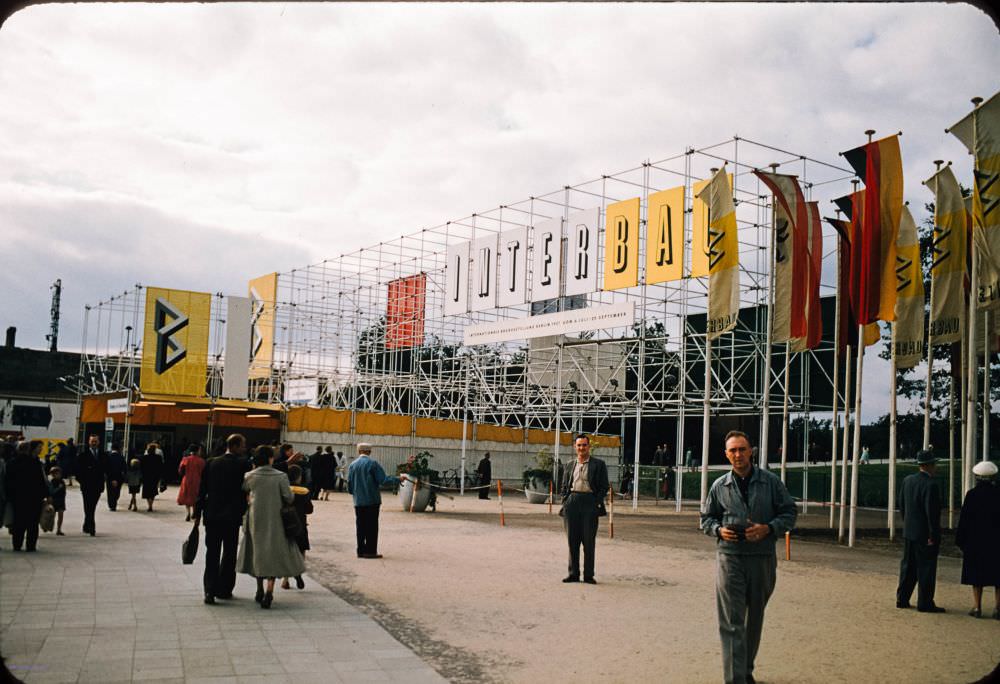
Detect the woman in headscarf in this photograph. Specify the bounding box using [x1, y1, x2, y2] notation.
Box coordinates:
[956, 460, 1000, 619]
[237, 445, 305, 609]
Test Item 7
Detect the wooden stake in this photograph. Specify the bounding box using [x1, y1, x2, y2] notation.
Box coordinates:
[498, 479, 505, 527]
[548, 480, 553, 515]
[785, 530, 791, 561]
[609, 485, 615, 539]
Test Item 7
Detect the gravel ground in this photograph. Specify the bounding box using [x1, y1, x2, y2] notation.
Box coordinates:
[302, 489, 1000, 684]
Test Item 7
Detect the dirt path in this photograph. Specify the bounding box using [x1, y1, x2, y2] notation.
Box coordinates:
[303, 491, 999, 684]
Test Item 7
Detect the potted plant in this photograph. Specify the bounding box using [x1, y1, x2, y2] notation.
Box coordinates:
[522, 448, 555, 504]
[396, 450, 437, 512]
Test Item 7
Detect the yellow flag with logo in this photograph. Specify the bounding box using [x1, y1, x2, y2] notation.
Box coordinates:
[892, 206, 925, 368]
[140, 287, 212, 396]
[249, 272, 278, 379]
[948, 90, 1000, 309]
[695, 167, 739, 340]
[924, 165, 967, 346]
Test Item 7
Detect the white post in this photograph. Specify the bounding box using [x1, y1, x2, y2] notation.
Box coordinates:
[849, 325, 865, 548]
[460, 358, 470, 496]
[983, 310, 990, 463]
[948, 376, 956, 529]
[780, 343, 791, 483]
[700, 336, 712, 505]
[922, 342, 934, 451]
[830, 239, 842, 527]
[888, 323, 898, 540]
[965, 243, 978, 494]
[761, 193, 778, 470]
[838, 344, 853, 543]
[554, 343, 563, 493]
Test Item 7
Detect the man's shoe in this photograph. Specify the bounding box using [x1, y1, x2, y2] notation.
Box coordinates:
[583, 577, 597, 585]
[917, 605, 945, 613]
[89, 531, 95, 537]
[361, 553, 383, 559]
[203, 594, 215, 605]
[896, 601, 911, 609]
[968, 608, 982, 618]
[216, 592, 233, 600]
[562, 576, 579, 583]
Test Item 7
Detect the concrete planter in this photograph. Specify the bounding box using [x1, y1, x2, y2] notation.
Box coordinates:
[398, 478, 432, 512]
[524, 476, 552, 504]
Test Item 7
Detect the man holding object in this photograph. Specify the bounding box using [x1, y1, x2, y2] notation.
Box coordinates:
[700, 430, 797, 684]
[559, 434, 609, 585]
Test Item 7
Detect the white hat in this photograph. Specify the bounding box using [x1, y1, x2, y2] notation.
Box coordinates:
[357, 442, 373, 453]
[972, 461, 998, 478]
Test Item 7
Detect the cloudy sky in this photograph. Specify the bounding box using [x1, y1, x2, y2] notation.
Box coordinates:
[1, 2, 998, 419]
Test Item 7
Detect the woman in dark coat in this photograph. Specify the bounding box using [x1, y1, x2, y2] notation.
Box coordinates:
[139, 443, 164, 512]
[6, 441, 49, 551]
[956, 460, 1000, 619]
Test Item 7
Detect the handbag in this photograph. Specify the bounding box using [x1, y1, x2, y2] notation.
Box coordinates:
[281, 504, 301, 539]
[181, 522, 199, 564]
[39, 503, 56, 532]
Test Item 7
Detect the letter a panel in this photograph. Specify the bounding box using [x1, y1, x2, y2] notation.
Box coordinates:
[645, 186, 685, 285]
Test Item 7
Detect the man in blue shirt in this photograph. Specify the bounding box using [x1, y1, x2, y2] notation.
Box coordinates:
[347, 442, 398, 559]
[700, 430, 797, 684]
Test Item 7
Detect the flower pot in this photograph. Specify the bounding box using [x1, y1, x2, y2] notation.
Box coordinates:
[524, 476, 552, 504]
[398, 478, 432, 512]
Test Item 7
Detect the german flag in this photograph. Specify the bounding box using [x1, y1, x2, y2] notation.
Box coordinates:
[826, 201, 881, 354]
[841, 134, 904, 324]
[805, 201, 824, 350]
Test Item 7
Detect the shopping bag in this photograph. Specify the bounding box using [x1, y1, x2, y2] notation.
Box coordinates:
[181, 522, 199, 564]
[39, 503, 56, 533]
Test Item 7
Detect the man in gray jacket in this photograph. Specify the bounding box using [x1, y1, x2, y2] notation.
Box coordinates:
[700, 430, 797, 684]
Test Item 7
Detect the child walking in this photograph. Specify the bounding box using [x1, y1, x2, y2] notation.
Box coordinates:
[127, 457, 142, 511]
[283, 464, 313, 590]
[48, 466, 66, 535]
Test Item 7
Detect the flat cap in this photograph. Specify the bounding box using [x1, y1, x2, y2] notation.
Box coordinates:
[356, 442, 373, 453]
[972, 461, 998, 478]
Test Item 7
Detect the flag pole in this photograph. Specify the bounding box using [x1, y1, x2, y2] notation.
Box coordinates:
[982, 309, 990, 463]
[830, 210, 843, 528]
[923, 160, 945, 450]
[948, 373, 956, 528]
[889, 322, 898, 540]
[760, 164, 780, 471]
[838, 343, 853, 543]
[700, 335, 712, 504]
[848, 130, 875, 549]
[849, 323, 865, 548]
[780, 342, 791, 483]
[965, 238, 978, 494]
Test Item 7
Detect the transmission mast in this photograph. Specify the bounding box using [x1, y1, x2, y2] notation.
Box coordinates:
[46, 279, 61, 352]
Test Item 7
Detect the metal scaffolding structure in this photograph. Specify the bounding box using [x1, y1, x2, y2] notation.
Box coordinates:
[76, 137, 856, 458]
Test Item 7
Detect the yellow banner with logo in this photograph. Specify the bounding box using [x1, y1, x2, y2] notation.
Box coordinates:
[924, 165, 967, 346]
[695, 168, 739, 340]
[139, 287, 212, 396]
[249, 273, 278, 379]
[646, 186, 685, 285]
[893, 206, 925, 368]
[602, 197, 640, 291]
[691, 174, 734, 279]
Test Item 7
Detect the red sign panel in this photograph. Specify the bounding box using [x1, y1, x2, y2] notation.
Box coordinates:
[386, 273, 427, 349]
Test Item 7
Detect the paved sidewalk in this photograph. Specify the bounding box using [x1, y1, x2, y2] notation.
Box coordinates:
[0, 495, 446, 684]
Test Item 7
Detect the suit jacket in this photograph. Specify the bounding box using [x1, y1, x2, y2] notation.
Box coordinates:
[195, 453, 250, 527]
[76, 447, 106, 492]
[476, 458, 492, 482]
[899, 471, 941, 545]
[560, 457, 610, 516]
[105, 451, 127, 484]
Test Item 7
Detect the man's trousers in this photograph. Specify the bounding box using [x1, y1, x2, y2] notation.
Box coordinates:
[896, 538, 939, 609]
[563, 492, 599, 580]
[203, 522, 240, 597]
[354, 504, 381, 556]
[716, 553, 776, 684]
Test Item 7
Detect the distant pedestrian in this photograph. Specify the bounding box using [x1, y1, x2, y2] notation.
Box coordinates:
[76, 434, 106, 536]
[701, 430, 797, 684]
[237, 446, 305, 609]
[312, 446, 336, 500]
[335, 450, 347, 492]
[105, 442, 126, 511]
[177, 444, 206, 521]
[126, 458, 142, 511]
[348, 442, 399, 559]
[861, 446, 871, 465]
[57, 438, 77, 487]
[6, 441, 48, 551]
[282, 464, 312, 591]
[273, 443, 293, 473]
[956, 461, 1000, 619]
[48, 465, 66, 535]
[896, 449, 944, 613]
[476, 453, 492, 500]
[140, 443, 163, 512]
[195, 433, 250, 605]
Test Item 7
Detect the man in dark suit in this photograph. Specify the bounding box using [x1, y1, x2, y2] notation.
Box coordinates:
[476, 453, 492, 500]
[194, 433, 249, 605]
[105, 442, 126, 511]
[76, 434, 106, 535]
[897, 449, 944, 613]
[559, 434, 609, 584]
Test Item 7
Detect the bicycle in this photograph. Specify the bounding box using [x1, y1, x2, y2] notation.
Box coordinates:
[440, 468, 479, 490]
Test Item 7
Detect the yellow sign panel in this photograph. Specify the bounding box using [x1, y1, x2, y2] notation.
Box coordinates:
[691, 173, 733, 278]
[646, 185, 685, 285]
[139, 287, 212, 397]
[602, 197, 641, 291]
[248, 273, 278, 379]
